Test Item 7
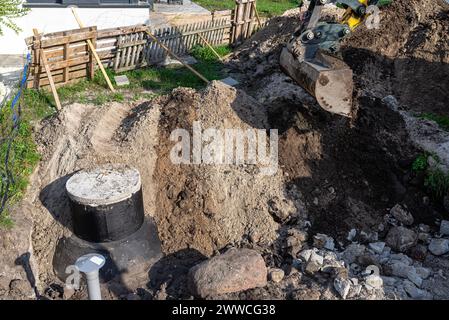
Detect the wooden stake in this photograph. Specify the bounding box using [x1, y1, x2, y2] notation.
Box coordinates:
[197, 32, 223, 62]
[254, 4, 263, 29]
[71, 7, 115, 92]
[145, 30, 210, 84]
[33, 29, 62, 111]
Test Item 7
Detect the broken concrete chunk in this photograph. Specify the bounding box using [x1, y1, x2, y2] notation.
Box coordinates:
[403, 280, 432, 300]
[440, 220, 449, 236]
[188, 248, 267, 298]
[334, 277, 351, 299]
[369, 242, 386, 254]
[347, 229, 357, 241]
[407, 270, 423, 287]
[385, 226, 417, 252]
[390, 204, 414, 226]
[313, 233, 335, 251]
[340, 244, 366, 265]
[428, 238, 449, 256]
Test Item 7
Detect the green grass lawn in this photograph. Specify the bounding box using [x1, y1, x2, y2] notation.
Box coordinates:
[0, 45, 230, 227]
[194, 0, 299, 17]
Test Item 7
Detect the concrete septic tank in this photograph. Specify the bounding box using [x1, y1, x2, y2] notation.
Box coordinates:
[53, 165, 163, 283]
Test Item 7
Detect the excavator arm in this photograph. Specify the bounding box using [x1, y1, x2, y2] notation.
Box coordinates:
[280, 0, 392, 117]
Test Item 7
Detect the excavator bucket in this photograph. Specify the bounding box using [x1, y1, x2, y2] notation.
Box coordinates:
[280, 47, 354, 117]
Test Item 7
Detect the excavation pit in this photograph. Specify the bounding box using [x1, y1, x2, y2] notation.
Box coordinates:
[53, 165, 163, 283]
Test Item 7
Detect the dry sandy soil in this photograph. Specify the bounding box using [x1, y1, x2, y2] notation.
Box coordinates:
[1, 0, 448, 300]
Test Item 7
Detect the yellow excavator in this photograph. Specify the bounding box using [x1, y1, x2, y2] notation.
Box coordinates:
[280, 0, 392, 117]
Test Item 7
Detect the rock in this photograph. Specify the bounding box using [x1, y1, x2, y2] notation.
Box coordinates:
[334, 277, 351, 299]
[9, 279, 34, 298]
[356, 254, 379, 268]
[340, 244, 366, 265]
[126, 293, 141, 300]
[313, 233, 335, 251]
[347, 229, 357, 241]
[407, 270, 423, 287]
[440, 220, 449, 236]
[409, 244, 428, 261]
[286, 229, 307, 257]
[403, 280, 432, 299]
[304, 251, 324, 275]
[188, 248, 267, 298]
[384, 261, 414, 278]
[385, 226, 417, 252]
[369, 242, 386, 254]
[428, 238, 449, 256]
[298, 249, 315, 262]
[365, 274, 384, 290]
[347, 284, 363, 298]
[418, 232, 431, 244]
[418, 224, 431, 233]
[389, 253, 413, 265]
[415, 267, 431, 280]
[390, 204, 414, 226]
[63, 287, 75, 300]
[381, 276, 397, 286]
[269, 268, 284, 283]
[360, 231, 378, 242]
[382, 95, 399, 111]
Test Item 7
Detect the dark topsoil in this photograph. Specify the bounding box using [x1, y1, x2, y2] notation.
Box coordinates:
[227, 0, 449, 240]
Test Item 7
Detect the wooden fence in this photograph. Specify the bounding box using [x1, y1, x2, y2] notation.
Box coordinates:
[25, 1, 267, 89]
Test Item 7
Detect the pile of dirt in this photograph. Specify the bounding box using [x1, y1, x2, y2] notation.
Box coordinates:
[224, 0, 449, 240]
[342, 0, 449, 113]
[153, 82, 301, 257]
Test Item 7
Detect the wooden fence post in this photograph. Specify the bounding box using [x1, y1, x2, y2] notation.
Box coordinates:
[32, 32, 42, 89]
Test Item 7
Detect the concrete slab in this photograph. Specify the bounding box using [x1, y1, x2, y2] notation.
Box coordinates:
[220, 76, 239, 87]
[114, 75, 130, 86]
[159, 55, 198, 67]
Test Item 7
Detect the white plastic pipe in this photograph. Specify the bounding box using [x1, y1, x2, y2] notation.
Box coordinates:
[75, 253, 106, 300]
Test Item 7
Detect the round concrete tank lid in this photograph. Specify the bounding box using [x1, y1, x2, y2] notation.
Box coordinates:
[66, 165, 141, 206]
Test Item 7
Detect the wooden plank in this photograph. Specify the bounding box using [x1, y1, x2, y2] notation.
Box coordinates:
[35, 29, 62, 110]
[89, 35, 96, 79]
[97, 24, 147, 38]
[28, 63, 88, 81]
[41, 30, 97, 48]
[63, 43, 70, 83]
[28, 69, 88, 88]
[146, 30, 209, 84]
[32, 32, 42, 89]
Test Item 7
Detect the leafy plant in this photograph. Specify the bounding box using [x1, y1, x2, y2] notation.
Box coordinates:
[0, 0, 30, 35]
[419, 113, 449, 132]
[412, 153, 429, 172]
[425, 169, 449, 200]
